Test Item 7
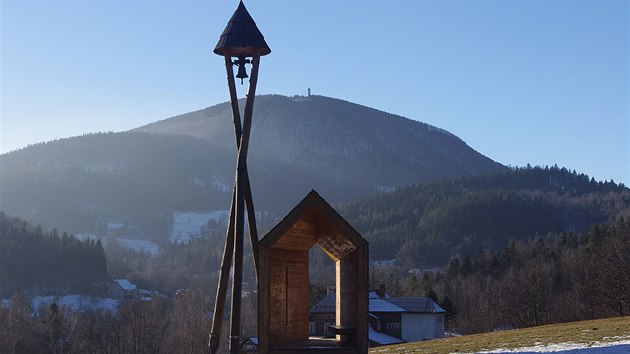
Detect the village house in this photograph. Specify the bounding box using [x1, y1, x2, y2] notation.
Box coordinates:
[107, 278, 138, 300]
[310, 286, 446, 346]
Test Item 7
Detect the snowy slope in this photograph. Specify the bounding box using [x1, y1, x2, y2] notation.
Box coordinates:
[30, 295, 118, 316]
[169, 210, 228, 244]
[118, 238, 160, 256]
[481, 337, 630, 353]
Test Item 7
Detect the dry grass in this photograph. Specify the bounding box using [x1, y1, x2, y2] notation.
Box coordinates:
[369, 316, 630, 353]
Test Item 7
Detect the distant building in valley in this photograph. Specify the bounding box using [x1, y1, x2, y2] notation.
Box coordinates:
[310, 285, 446, 347]
[107, 279, 138, 300]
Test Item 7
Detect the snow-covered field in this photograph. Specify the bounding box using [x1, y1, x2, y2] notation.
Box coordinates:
[169, 210, 229, 244]
[481, 337, 630, 353]
[31, 295, 119, 315]
[0, 295, 119, 316]
[118, 238, 160, 256]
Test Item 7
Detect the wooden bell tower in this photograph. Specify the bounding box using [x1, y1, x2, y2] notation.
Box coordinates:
[208, 2, 270, 354]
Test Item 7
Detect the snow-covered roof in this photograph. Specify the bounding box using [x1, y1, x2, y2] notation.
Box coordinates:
[244, 337, 259, 345]
[311, 293, 445, 314]
[369, 298, 405, 312]
[368, 291, 390, 299]
[368, 326, 405, 345]
[310, 292, 336, 314]
[385, 297, 446, 313]
[114, 279, 137, 291]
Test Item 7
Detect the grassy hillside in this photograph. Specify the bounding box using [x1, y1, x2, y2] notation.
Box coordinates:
[370, 316, 630, 353]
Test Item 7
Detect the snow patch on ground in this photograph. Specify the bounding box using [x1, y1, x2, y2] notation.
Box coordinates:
[74, 233, 99, 241]
[169, 210, 229, 244]
[29, 295, 118, 316]
[210, 181, 231, 193]
[118, 238, 160, 256]
[375, 184, 395, 193]
[107, 223, 125, 231]
[480, 338, 630, 353]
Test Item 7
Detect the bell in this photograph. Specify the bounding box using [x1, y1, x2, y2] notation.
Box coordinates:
[236, 62, 249, 84]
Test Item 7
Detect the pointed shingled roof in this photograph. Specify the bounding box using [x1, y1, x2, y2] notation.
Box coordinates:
[214, 1, 271, 57]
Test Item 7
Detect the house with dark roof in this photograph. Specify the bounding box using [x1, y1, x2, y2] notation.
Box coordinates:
[310, 289, 445, 346]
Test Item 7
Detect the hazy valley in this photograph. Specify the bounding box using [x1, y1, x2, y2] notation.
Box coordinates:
[1, 94, 629, 352]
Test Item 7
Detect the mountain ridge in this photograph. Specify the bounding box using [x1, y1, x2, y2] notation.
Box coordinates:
[1, 94, 504, 236]
[133, 95, 503, 183]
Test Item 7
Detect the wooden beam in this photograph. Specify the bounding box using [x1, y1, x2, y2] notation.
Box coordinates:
[244, 170, 259, 282]
[224, 54, 259, 285]
[356, 245, 369, 353]
[258, 245, 270, 353]
[212, 54, 263, 354]
[228, 55, 261, 354]
[210, 57, 245, 354]
[229, 170, 245, 354]
[209, 187, 236, 354]
[236, 55, 260, 169]
[225, 55, 242, 147]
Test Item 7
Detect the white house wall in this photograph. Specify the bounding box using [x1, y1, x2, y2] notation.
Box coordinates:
[401, 313, 443, 341]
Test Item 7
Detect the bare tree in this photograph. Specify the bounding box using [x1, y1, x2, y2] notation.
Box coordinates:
[167, 290, 212, 354]
[41, 302, 77, 354]
[596, 223, 630, 316]
[0, 294, 32, 354]
[501, 258, 555, 327]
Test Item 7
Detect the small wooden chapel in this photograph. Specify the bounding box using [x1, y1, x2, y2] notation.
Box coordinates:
[257, 190, 369, 354]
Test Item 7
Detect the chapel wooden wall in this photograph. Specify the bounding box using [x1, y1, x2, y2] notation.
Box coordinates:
[268, 248, 309, 345]
[336, 246, 369, 352]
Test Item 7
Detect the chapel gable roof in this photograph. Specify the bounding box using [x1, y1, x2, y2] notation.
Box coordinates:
[259, 190, 367, 261]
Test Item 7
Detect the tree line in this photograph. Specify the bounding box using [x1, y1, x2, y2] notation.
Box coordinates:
[340, 165, 630, 264]
[0, 212, 107, 297]
[369, 217, 630, 334]
[0, 289, 244, 354]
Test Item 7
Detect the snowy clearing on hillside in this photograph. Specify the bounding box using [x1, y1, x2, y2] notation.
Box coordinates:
[480, 337, 630, 353]
[26, 295, 118, 316]
[107, 223, 125, 231]
[169, 210, 229, 244]
[74, 233, 98, 241]
[118, 238, 160, 256]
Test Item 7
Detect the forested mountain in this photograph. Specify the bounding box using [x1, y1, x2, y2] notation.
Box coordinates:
[0, 94, 502, 236]
[371, 217, 630, 333]
[0, 133, 233, 236]
[339, 166, 630, 266]
[135, 95, 503, 184]
[0, 213, 107, 296]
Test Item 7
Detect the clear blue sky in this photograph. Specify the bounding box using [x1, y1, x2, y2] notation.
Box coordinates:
[2, 0, 628, 185]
